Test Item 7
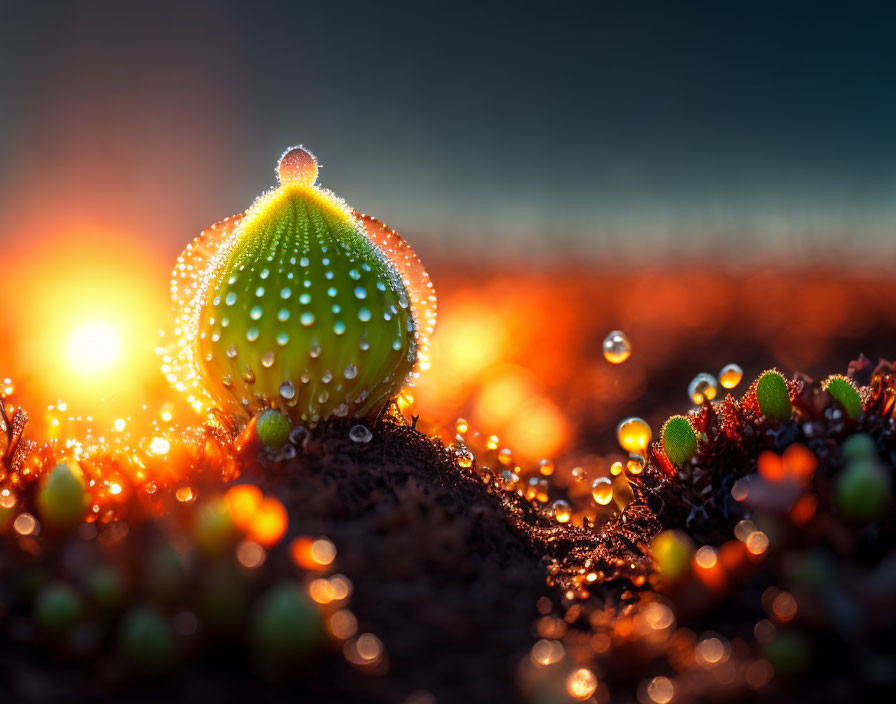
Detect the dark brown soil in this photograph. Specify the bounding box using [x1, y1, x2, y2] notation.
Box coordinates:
[253, 419, 552, 704]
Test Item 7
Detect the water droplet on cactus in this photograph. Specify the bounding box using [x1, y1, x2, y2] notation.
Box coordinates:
[602, 329, 631, 364]
[688, 372, 719, 405]
[718, 363, 743, 389]
[627, 453, 646, 475]
[552, 500, 572, 523]
[591, 477, 613, 505]
[616, 417, 652, 454]
[277, 146, 319, 186]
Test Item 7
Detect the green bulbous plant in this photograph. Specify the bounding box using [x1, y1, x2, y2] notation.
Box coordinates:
[651, 530, 694, 585]
[85, 565, 125, 612]
[823, 375, 863, 419]
[661, 415, 698, 468]
[841, 433, 877, 464]
[755, 370, 792, 421]
[34, 582, 84, 633]
[144, 544, 189, 604]
[36, 463, 87, 530]
[836, 459, 891, 522]
[163, 146, 437, 429]
[118, 607, 177, 673]
[250, 580, 323, 665]
[255, 409, 291, 448]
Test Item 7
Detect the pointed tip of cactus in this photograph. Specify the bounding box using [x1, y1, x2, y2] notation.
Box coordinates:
[823, 375, 863, 419]
[277, 146, 319, 186]
[755, 370, 792, 421]
[661, 415, 698, 467]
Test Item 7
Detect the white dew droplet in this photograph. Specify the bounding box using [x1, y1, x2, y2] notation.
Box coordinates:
[279, 381, 296, 399]
[689, 372, 720, 405]
[602, 329, 631, 364]
[349, 425, 373, 443]
[719, 363, 744, 389]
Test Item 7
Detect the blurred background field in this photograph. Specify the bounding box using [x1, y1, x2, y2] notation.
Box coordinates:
[1, 0, 894, 461]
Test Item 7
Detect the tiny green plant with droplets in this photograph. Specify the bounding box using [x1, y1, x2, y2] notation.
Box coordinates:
[662, 415, 698, 468]
[162, 146, 437, 428]
[755, 370, 792, 421]
[822, 375, 863, 419]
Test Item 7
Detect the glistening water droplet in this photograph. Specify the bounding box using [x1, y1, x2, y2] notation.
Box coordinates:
[602, 329, 631, 364]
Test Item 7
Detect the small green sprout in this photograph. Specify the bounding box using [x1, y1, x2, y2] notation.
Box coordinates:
[36, 463, 87, 530]
[34, 582, 83, 633]
[823, 375, 863, 419]
[255, 409, 291, 449]
[194, 498, 237, 557]
[836, 459, 890, 522]
[841, 433, 876, 464]
[761, 631, 812, 676]
[250, 581, 322, 664]
[755, 370, 792, 421]
[144, 545, 188, 603]
[651, 530, 694, 584]
[85, 566, 125, 612]
[661, 415, 698, 467]
[118, 607, 177, 673]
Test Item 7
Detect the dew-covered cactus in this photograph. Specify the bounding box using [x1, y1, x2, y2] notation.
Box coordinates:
[661, 415, 698, 467]
[162, 146, 436, 426]
[755, 370, 792, 421]
[822, 375, 863, 419]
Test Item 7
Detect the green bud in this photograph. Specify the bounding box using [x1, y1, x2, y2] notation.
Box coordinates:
[841, 433, 877, 464]
[118, 607, 176, 673]
[836, 459, 890, 522]
[823, 375, 863, 419]
[195, 561, 249, 636]
[34, 582, 83, 633]
[250, 581, 322, 663]
[762, 631, 811, 676]
[662, 415, 698, 467]
[756, 370, 792, 421]
[194, 498, 236, 557]
[144, 545, 188, 603]
[85, 566, 126, 612]
[36, 463, 87, 530]
[255, 409, 291, 449]
[651, 530, 694, 584]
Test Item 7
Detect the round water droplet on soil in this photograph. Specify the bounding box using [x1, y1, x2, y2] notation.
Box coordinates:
[349, 425, 373, 443]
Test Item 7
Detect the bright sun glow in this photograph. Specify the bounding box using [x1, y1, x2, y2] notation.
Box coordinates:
[66, 321, 122, 375]
[0, 229, 171, 432]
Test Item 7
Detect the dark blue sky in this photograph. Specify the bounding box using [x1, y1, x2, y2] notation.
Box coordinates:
[1, 0, 894, 260]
